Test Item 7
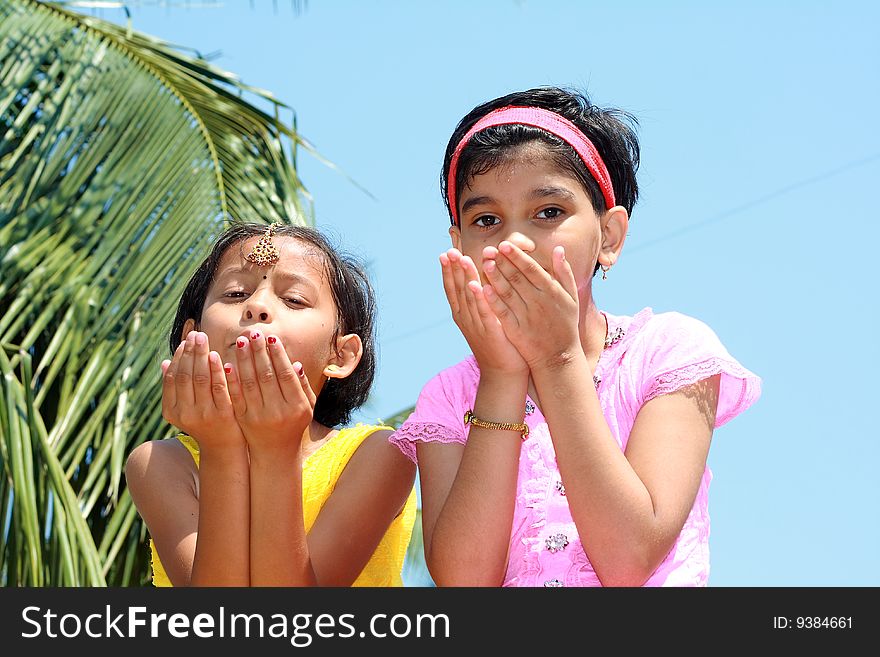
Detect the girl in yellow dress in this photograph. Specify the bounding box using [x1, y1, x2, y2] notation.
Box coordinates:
[126, 223, 416, 586]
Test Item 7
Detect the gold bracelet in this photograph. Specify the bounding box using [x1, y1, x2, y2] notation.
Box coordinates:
[463, 409, 529, 440]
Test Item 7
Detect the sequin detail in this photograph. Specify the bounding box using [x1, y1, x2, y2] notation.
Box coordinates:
[604, 326, 625, 349]
[593, 374, 601, 389]
[555, 480, 566, 496]
[525, 400, 536, 416]
[543, 579, 564, 587]
[545, 533, 569, 553]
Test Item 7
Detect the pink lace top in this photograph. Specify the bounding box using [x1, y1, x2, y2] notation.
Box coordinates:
[389, 308, 761, 587]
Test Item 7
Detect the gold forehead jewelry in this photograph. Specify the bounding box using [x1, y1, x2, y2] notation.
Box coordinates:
[245, 222, 281, 266]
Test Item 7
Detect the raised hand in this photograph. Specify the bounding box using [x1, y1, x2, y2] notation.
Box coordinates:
[161, 330, 246, 449]
[224, 331, 317, 456]
[480, 242, 582, 371]
[441, 247, 529, 376]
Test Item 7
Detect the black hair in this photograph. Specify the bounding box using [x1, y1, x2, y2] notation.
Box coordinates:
[169, 223, 377, 428]
[441, 87, 641, 271]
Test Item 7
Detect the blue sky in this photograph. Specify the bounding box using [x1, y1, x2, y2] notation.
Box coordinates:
[100, 0, 879, 586]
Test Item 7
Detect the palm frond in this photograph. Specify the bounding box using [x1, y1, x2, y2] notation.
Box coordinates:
[382, 405, 415, 430]
[402, 507, 434, 587]
[0, 0, 310, 585]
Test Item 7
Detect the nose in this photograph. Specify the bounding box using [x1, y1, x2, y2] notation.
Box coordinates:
[243, 289, 272, 323]
[503, 231, 536, 253]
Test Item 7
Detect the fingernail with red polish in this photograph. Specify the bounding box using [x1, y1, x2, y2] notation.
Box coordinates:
[267, 336, 276, 345]
[224, 364, 232, 374]
[293, 362, 303, 375]
[236, 337, 247, 348]
[251, 331, 261, 340]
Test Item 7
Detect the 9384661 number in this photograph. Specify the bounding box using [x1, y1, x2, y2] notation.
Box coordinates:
[798, 617, 852, 629]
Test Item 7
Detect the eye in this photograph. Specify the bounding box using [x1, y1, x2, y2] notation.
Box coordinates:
[284, 297, 306, 308]
[536, 207, 564, 220]
[473, 215, 500, 229]
[223, 290, 247, 300]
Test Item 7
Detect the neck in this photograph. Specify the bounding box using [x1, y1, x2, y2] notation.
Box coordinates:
[301, 420, 334, 461]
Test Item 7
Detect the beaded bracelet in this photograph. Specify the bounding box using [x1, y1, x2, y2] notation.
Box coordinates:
[463, 409, 529, 440]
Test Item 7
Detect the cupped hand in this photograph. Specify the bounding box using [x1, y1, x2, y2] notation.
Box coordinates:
[161, 330, 246, 450]
[224, 331, 316, 457]
[480, 243, 583, 371]
[440, 248, 529, 376]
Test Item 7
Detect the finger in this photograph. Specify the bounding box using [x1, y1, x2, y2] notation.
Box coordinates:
[208, 351, 233, 411]
[161, 350, 178, 419]
[234, 335, 263, 410]
[447, 249, 475, 325]
[459, 255, 483, 326]
[482, 282, 519, 330]
[175, 331, 197, 407]
[552, 246, 579, 301]
[483, 256, 527, 314]
[248, 330, 281, 405]
[223, 361, 247, 417]
[167, 340, 185, 375]
[498, 241, 550, 289]
[460, 253, 484, 286]
[440, 253, 460, 315]
[161, 342, 184, 416]
[267, 335, 300, 403]
[191, 332, 212, 406]
[293, 361, 318, 410]
[467, 280, 501, 325]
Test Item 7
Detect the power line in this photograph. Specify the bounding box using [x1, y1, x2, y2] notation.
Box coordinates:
[385, 151, 880, 343]
[627, 152, 880, 254]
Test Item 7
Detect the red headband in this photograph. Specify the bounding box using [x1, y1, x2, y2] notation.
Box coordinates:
[446, 106, 616, 226]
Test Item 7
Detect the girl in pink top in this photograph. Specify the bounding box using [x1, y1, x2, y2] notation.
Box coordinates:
[390, 87, 761, 587]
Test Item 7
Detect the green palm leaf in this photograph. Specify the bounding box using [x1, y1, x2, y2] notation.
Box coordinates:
[0, 0, 310, 585]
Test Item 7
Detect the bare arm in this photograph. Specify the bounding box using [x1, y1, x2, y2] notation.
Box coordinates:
[191, 442, 251, 585]
[248, 430, 415, 586]
[533, 355, 719, 586]
[419, 371, 527, 586]
[232, 331, 416, 586]
[133, 330, 252, 586]
[418, 249, 532, 586]
[306, 431, 416, 586]
[248, 444, 315, 585]
[125, 437, 250, 586]
[481, 241, 720, 586]
[226, 332, 316, 586]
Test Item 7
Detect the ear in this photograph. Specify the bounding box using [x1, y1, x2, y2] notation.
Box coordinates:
[598, 206, 629, 269]
[181, 318, 197, 342]
[324, 333, 363, 380]
[449, 225, 462, 250]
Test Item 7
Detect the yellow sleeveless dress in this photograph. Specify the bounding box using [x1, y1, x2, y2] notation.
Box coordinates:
[150, 424, 417, 587]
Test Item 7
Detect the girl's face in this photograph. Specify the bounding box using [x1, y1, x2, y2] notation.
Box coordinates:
[186, 236, 344, 387]
[450, 143, 609, 298]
